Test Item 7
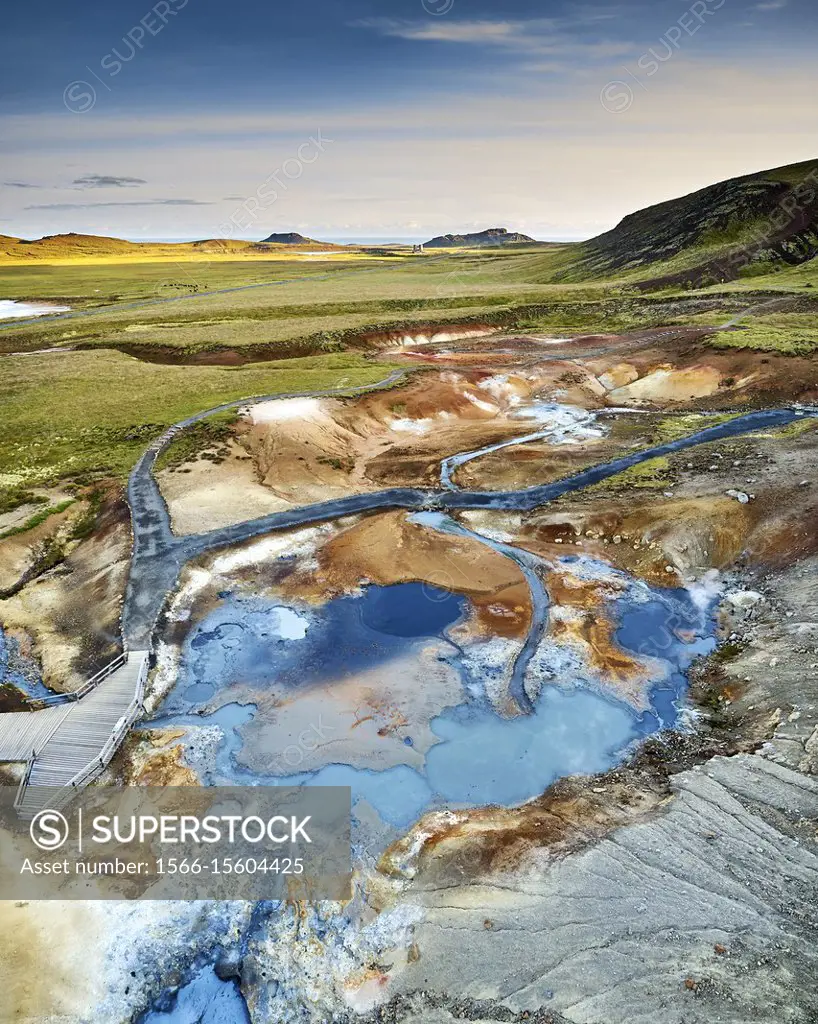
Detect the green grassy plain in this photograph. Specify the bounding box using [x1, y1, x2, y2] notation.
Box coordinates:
[709, 316, 818, 355]
[3, 247, 814, 356]
[0, 349, 400, 501]
[0, 234, 815, 511]
[0, 253, 729, 361]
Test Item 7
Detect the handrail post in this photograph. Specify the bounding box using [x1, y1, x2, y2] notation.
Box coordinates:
[14, 748, 36, 810]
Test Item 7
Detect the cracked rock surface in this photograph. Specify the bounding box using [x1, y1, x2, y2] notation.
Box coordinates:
[384, 754, 818, 1024]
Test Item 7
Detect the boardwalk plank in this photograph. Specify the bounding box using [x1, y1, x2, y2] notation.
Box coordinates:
[3, 652, 149, 818]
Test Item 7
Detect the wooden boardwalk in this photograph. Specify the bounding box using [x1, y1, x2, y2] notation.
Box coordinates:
[0, 651, 149, 819]
[0, 704, 73, 761]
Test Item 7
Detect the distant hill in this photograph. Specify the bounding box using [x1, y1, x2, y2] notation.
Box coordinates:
[260, 232, 332, 246]
[0, 232, 258, 262]
[6, 162, 815, 281]
[571, 158, 818, 286]
[424, 227, 538, 248]
[4, 232, 144, 257]
[0, 231, 345, 263]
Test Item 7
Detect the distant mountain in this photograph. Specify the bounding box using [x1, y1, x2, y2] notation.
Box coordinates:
[261, 232, 313, 245]
[423, 227, 538, 248]
[571, 158, 818, 285]
[259, 232, 341, 249]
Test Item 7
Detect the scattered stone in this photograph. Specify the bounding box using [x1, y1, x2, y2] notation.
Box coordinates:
[726, 489, 750, 504]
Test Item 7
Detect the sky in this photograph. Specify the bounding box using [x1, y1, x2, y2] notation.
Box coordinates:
[0, 0, 815, 241]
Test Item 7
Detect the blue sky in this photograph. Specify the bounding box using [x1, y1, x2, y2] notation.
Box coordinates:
[1, 0, 815, 240]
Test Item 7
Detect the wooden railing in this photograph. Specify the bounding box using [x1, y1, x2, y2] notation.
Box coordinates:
[62, 654, 149, 795]
[13, 651, 149, 815]
[36, 650, 128, 706]
[13, 751, 36, 811]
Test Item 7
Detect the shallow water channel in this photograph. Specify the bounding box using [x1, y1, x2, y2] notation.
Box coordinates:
[0, 299, 70, 319]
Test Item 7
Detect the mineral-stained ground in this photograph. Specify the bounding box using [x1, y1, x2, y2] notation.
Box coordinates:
[1, 329, 816, 1023]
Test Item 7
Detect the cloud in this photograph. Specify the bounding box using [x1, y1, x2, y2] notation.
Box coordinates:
[355, 19, 532, 45]
[519, 62, 572, 74]
[24, 199, 212, 210]
[3, 57, 815, 241]
[755, 0, 787, 8]
[71, 174, 147, 188]
[3, 180, 42, 188]
[353, 17, 634, 60]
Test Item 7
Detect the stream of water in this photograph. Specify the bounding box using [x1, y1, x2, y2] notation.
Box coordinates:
[0, 627, 54, 701]
[440, 402, 603, 490]
[0, 299, 71, 319]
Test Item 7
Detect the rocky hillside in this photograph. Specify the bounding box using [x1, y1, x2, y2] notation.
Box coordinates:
[571, 159, 818, 286]
[424, 227, 537, 248]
